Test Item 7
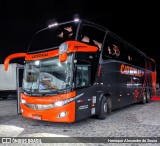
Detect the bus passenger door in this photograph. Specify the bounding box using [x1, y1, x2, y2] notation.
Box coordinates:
[75, 64, 95, 121]
[16, 66, 24, 115]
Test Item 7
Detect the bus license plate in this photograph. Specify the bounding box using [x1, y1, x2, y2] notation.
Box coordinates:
[33, 115, 42, 120]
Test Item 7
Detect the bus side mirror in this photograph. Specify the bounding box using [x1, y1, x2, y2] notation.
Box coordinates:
[4, 53, 27, 71]
[59, 43, 68, 62]
[59, 52, 67, 62]
[75, 64, 91, 88]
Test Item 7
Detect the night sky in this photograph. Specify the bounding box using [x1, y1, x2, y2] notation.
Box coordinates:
[0, 1, 160, 80]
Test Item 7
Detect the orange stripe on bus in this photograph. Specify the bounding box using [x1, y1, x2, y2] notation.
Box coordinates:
[25, 41, 98, 61]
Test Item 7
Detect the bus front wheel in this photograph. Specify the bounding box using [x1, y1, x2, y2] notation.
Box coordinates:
[97, 96, 111, 119]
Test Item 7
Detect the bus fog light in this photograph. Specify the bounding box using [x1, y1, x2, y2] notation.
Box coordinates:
[57, 111, 68, 118]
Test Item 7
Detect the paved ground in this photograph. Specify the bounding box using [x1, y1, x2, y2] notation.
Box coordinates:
[1, 97, 160, 146]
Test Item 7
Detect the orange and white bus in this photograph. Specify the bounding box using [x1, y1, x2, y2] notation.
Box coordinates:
[4, 19, 156, 122]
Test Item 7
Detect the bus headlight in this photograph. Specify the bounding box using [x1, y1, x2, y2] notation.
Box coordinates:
[21, 99, 26, 104]
[54, 97, 75, 107]
[54, 101, 65, 107]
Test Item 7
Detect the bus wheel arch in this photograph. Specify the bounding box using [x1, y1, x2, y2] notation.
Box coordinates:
[97, 94, 112, 119]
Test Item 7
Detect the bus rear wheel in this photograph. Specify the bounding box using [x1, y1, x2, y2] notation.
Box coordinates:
[142, 92, 147, 104]
[146, 90, 151, 103]
[97, 96, 111, 119]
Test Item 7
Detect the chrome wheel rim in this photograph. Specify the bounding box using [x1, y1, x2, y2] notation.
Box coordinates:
[104, 102, 107, 113]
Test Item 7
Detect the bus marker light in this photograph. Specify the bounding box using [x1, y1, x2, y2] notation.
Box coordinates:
[77, 100, 83, 103]
[88, 98, 92, 101]
[59, 52, 67, 62]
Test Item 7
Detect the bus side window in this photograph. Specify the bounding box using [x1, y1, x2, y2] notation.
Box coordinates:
[76, 65, 90, 87]
[102, 40, 121, 59]
[128, 55, 132, 61]
[112, 44, 120, 57]
[102, 34, 116, 59]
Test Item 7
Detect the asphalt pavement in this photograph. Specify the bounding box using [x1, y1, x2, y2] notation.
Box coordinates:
[1, 97, 160, 146]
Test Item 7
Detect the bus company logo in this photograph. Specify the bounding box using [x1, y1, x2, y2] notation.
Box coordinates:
[120, 64, 144, 77]
[34, 105, 39, 110]
[32, 53, 48, 59]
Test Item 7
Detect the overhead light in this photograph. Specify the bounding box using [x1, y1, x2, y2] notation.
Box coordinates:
[48, 22, 58, 28]
[74, 18, 80, 22]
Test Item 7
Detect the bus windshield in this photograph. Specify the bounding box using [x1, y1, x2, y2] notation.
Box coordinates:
[28, 22, 78, 53]
[23, 54, 73, 95]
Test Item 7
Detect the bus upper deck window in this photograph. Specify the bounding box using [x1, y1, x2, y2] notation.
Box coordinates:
[93, 40, 102, 51]
[112, 44, 120, 57]
[104, 44, 120, 59]
[128, 55, 132, 61]
[81, 36, 89, 43]
[57, 26, 74, 40]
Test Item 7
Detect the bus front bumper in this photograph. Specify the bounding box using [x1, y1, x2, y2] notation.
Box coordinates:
[20, 101, 75, 123]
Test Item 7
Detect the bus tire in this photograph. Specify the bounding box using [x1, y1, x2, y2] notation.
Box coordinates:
[142, 92, 147, 104]
[146, 90, 151, 103]
[97, 96, 111, 119]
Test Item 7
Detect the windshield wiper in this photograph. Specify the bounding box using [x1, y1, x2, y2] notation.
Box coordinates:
[43, 87, 72, 96]
[24, 86, 72, 96]
[57, 87, 72, 93]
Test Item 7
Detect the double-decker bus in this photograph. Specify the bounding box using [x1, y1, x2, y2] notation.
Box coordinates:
[4, 19, 156, 122]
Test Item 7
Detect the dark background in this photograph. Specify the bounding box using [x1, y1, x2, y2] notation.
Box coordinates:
[0, 1, 159, 81]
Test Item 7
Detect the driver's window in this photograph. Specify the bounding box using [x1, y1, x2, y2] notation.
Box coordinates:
[76, 65, 90, 87]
